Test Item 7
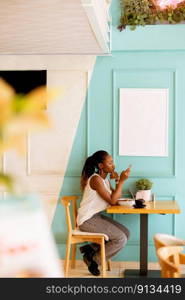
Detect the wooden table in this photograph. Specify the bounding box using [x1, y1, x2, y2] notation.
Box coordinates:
[106, 200, 180, 277]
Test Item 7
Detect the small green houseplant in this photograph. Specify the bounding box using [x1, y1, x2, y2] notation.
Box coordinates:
[135, 178, 153, 201]
[136, 178, 153, 190]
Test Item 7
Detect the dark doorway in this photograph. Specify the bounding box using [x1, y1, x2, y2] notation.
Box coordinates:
[0, 70, 46, 94]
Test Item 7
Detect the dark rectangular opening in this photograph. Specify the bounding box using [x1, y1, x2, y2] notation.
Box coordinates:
[0, 70, 47, 94]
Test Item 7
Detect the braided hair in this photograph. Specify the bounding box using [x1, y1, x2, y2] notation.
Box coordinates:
[80, 150, 109, 190]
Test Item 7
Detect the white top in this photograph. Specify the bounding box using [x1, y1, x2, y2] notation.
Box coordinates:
[77, 174, 112, 226]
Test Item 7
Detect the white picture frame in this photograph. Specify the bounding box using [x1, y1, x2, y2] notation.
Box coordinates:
[119, 88, 169, 157]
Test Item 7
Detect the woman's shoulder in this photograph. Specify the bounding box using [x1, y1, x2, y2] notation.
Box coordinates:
[89, 174, 104, 190]
[89, 173, 101, 183]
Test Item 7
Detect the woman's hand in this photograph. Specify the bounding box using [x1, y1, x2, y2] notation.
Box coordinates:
[120, 167, 131, 182]
[110, 171, 119, 180]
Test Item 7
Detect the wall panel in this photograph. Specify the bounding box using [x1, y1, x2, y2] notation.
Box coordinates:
[57, 51, 185, 261]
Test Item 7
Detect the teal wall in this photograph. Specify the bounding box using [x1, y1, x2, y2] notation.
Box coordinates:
[111, 0, 185, 51]
[52, 0, 185, 262]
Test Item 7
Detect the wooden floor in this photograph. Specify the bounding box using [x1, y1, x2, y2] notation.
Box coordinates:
[60, 260, 160, 278]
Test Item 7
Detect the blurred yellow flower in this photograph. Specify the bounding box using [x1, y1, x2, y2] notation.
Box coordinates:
[0, 77, 61, 192]
[0, 78, 14, 126]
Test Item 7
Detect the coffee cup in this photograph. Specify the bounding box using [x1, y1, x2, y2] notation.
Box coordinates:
[135, 199, 145, 207]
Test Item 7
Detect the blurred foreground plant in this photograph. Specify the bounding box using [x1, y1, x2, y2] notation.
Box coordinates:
[0, 78, 59, 193]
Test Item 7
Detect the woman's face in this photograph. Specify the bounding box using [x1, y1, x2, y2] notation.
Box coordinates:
[99, 155, 115, 173]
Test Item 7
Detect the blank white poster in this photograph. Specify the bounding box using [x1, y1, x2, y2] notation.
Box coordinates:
[119, 88, 168, 156]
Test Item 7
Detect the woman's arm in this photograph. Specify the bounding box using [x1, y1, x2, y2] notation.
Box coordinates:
[109, 171, 119, 192]
[90, 169, 130, 205]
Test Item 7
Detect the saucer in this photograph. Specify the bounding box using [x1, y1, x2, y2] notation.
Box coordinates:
[133, 204, 146, 209]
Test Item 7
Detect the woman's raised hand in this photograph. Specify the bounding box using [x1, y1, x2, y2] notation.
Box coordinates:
[120, 167, 131, 182]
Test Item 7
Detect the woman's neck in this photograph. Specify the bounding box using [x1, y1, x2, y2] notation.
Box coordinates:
[99, 171, 108, 179]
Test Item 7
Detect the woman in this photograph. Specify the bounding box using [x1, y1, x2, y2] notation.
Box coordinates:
[77, 150, 131, 276]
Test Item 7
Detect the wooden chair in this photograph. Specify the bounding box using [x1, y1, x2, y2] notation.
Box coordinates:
[153, 233, 185, 251]
[61, 195, 111, 277]
[157, 246, 185, 278]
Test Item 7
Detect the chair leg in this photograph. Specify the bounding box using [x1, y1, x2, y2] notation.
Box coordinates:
[100, 238, 106, 278]
[65, 237, 71, 277]
[71, 244, 77, 269]
[107, 260, 111, 271]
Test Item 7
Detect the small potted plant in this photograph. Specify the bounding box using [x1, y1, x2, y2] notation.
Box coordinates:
[135, 178, 153, 202]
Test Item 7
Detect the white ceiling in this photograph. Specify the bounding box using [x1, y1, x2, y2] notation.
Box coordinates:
[0, 0, 111, 55]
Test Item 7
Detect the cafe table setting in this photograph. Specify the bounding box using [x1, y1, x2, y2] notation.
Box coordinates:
[106, 195, 180, 277]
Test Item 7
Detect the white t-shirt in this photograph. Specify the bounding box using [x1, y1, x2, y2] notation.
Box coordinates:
[77, 174, 112, 226]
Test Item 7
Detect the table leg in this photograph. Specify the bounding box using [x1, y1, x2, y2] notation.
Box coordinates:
[124, 213, 149, 277]
[124, 213, 160, 277]
[140, 214, 148, 276]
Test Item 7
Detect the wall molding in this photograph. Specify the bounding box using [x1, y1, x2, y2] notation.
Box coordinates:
[63, 70, 90, 177]
[86, 70, 90, 156]
[112, 68, 177, 178]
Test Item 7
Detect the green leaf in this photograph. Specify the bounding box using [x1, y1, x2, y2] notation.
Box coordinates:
[119, 0, 185, 31]
[0, 172, 14, 193]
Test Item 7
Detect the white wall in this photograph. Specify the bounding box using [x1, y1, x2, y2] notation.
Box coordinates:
[0, 55, 96, 223]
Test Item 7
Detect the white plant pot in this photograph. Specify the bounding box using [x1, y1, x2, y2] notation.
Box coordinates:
[136, 190, 152, 202]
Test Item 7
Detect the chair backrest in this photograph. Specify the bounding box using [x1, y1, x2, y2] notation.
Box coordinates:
[153, 233, 185, 251]
[61, 196, 79, 234]
[157, 246, 183, 278]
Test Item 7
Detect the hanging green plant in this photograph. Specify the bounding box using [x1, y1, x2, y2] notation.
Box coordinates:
[118, 0, 185, 31]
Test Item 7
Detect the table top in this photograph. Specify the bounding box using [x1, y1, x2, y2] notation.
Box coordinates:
[106, 200, 180, 214]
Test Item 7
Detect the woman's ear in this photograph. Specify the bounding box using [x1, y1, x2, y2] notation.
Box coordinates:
[98, 162, 103, 170]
